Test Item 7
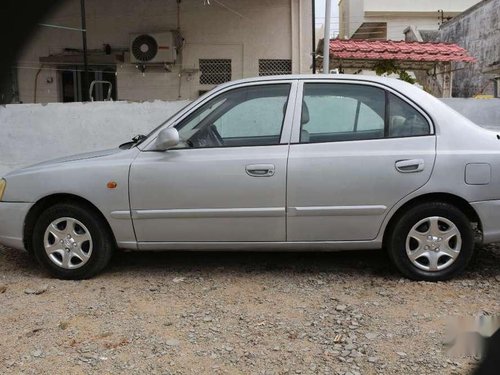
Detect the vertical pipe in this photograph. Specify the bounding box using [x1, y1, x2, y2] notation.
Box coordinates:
[312, 0, 316, 73]
[33, 65, 44, 103]
[80, 0, 89, 101]
[323, 0, 332, 74]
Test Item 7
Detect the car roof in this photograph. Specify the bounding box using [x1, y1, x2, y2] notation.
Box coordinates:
[217, 74, 409, 90]
[214, 74, 417, 96]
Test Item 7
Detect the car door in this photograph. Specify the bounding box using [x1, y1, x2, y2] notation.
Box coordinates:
[129, 81, 296, 245]
[286, 81, 436, 241]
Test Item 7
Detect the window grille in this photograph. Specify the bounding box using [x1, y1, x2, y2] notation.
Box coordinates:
[199, 59, 232, 85]
[259, 59, 292, 76]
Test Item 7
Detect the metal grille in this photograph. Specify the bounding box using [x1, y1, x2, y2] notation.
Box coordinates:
[199, 59, 232, 85]
[259, 59, 292, 76]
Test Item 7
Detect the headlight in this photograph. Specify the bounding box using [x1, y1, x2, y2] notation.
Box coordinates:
[0, 179, 6, 201]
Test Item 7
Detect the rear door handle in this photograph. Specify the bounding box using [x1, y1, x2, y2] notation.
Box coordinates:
[245, 164, 275, 177]
[395, 159, 425, 173]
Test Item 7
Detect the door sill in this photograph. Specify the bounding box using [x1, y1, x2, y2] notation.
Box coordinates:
[133, 241, 381, 251]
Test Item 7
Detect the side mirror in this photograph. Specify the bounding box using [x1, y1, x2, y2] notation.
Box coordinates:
[154, 128, 179, 150]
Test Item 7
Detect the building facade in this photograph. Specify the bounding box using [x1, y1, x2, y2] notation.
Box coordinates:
[438, 0, 500, 97]
[14, 0, 312, 103]
[339, 0, 481, 41]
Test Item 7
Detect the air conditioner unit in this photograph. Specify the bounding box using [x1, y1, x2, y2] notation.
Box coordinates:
[130, 32, 176, 64]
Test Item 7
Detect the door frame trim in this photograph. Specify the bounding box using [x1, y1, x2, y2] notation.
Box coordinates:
[142, 80, 300, 150]
[289, 79, 435, 144]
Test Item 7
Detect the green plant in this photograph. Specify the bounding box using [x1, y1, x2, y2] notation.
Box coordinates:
[374, 60, 416, 84]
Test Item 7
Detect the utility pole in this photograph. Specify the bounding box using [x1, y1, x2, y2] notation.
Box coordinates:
[323, 0, 331, 74]
[312, 0, 316, 74]
[80, 0, 89, 101]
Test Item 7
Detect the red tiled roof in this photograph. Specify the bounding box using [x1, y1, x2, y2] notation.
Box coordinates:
[329, 39, 476, 63]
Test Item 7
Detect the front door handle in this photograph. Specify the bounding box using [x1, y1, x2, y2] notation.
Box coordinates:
[395, 159, 425, 173]
[245, 164, 275, 177]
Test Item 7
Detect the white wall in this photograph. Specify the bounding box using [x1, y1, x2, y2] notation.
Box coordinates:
[0, 100, 189, 177]
[17, 0, 312, 103]
[441, 98, 500, 129]
[339, 0, 481, 40]
[339, 0, 364, 39]
[382, 16, 444, 41]
[363, 0, 480, 14]
[2, 97, 499, 178]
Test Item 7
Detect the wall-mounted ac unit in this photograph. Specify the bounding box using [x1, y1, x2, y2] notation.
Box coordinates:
[130, 32, 176, 64]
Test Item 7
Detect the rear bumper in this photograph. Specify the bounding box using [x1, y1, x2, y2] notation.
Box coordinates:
[0, 202, 32, 250]
[471, 200, 500, 244]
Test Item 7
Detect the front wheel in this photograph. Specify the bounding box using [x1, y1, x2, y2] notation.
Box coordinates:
[32, 202, 114, 279]
[387, 202, 475, 281]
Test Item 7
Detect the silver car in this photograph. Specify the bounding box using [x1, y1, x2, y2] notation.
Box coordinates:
[1, 75, 499, 281]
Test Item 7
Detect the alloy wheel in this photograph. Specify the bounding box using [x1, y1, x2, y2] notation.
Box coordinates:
[43, 217, 93, 269]
[405, 216, 462, 272]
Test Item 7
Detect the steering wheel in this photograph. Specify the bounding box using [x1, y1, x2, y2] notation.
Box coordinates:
[189, 124, 224, 147]
[209, 124, 224, 146]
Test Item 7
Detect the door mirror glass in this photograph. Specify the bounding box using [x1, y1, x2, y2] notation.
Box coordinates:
[155, 128, 180, 150]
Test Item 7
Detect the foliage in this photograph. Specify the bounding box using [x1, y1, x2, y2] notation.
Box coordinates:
[374, 60, 416, 85]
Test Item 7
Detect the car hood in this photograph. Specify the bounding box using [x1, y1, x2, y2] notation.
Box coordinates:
[35, 148, 121, 165]
[4, 148, 126, 177]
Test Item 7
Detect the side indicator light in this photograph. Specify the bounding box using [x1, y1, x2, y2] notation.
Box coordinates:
[107, 181, 118, 189]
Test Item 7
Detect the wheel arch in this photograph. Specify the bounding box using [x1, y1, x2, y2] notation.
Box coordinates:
[23, 193, 117, 253]
[382, 192, 481, 247]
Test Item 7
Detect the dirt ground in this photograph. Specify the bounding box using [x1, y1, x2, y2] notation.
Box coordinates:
[0, 244, 498, 375]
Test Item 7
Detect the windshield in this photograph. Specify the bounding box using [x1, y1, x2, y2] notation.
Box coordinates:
[137, 102, 192, 145]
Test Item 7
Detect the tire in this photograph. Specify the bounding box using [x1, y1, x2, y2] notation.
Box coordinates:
[387, 202, 474, 281]
[32, 202, 114, 279]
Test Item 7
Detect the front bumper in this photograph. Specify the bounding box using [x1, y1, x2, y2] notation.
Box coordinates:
[471, 200, 500, 244]
[0, 202, 33, 250]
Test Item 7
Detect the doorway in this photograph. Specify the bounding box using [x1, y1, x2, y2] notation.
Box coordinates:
[60, 65, 117, 102]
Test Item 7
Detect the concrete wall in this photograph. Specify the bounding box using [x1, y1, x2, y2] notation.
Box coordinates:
[0, 100, 189, 177]
[363, 0, 480, 14]
[439, 0, 500, 97]
[384, 17, 442, 41]
[339, 0, 364, 39]
[2, 98, 499, 178]
[16, 0, 312, 103]
[339, 0, 481, 40]
[440, 98, 500, 129]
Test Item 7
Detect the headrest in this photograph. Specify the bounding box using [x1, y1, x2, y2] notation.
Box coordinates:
[301, 101, 310, 125]
[282, 101, 310, 125]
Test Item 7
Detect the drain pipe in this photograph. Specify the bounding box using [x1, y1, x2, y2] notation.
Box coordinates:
[33, 65, 45, 103]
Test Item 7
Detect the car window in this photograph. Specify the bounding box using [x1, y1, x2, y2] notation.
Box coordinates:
[300, 83, 385, 143]
[174, 84, 291, 148]
[213, 96, 286, 138]
[387, 93, 430, 137]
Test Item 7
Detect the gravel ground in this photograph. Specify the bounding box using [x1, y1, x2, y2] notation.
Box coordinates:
[0, 244, 498, 375]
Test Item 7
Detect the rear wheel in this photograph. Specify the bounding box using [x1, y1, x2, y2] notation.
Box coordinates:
[387, 202, 474, 281]
[32, 202, 114, 279]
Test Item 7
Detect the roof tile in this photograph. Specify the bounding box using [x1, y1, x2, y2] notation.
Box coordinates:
[328, 39, 476, 63]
